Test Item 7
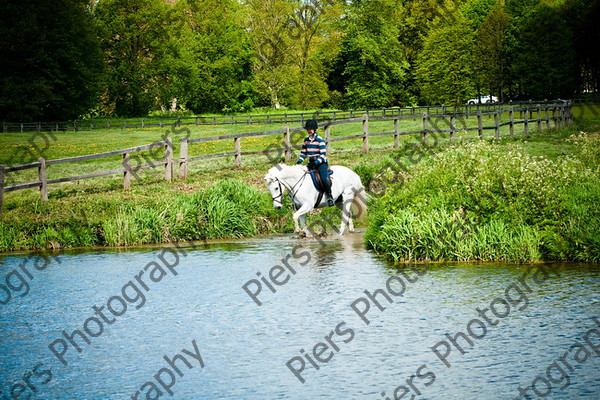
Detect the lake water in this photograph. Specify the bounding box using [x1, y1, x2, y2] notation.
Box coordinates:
[1, 233, 599, 399]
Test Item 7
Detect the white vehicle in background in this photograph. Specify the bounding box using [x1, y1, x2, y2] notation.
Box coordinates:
[466, 95, 498, 105]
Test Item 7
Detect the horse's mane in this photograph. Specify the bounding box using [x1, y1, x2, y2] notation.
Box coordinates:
[271, 164, 306, 180]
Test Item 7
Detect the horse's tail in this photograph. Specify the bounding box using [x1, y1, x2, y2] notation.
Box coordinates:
[352, 184, 368, 223]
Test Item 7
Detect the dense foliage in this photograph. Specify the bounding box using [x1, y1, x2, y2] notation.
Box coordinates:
[0, 0, 104, 121]
[1, 0, 598, 119]
[364, 132, 600, 262]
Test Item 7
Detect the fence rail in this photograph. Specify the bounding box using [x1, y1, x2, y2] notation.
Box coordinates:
[0, 101, 573, 212]
[1, 101, 571, 133]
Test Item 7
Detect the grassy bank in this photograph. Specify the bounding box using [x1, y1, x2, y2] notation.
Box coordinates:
[1, 109, 599, 259]
[364, 118, 600, 263]
[0, 180, 297, 252]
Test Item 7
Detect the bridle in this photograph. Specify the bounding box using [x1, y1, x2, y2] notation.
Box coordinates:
[270, 171, 308, 204]
[271, 178, 286, 203]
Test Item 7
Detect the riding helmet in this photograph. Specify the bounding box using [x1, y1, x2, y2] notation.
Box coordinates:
[304, 119, 318, 130]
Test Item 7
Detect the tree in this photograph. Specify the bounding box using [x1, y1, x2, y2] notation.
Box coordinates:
[415, 11, 477, 105]
[172, 0, 256, 113]
[474, 2, 509, 100]
[562, 0, 600, 93]
[400, 0, 467, 102]
[507, 2, 576, 99]
[244, 0, 296, 109]
[284, 0, 343, 109]
[95, 0, 176, 116]
[462, 0, 497, 27]
[0, 0, 104, 121]
[331, 0, 409, 108]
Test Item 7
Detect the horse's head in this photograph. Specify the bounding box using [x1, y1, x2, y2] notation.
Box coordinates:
[264, 166, 284, 209]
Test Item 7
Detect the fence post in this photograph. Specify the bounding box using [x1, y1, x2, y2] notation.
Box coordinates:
[477, 111, 483, 139]
[509, 107, 514, 136]
[394, 118, 400, 149]
[123, 153, 131, 190]
[494, 112, 500, 140]
[0, 165, 4, 213]
[284, 126, 292, 162]
[524, 107, 529, 135]
[568, 101, 573, 125]
[324, 125, 332, 154]
[38, 157, 48, 201]
[362, 114, 369, 155]
[450, 115, 456, 142]
[164, 137, 173, 182]
[179, 138, 188, 180]
[553, 105, 558, 130]
[422, 111, 429, 145]
[560, 104, 566, 128]
[545, 105, 550, 131]
[537, 105, 542, 132]
[234, 137, 242, 167]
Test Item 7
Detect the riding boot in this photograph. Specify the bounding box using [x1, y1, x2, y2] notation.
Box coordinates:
[326, 189, 334, 206]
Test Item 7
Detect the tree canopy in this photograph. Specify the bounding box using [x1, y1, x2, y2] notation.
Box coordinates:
[0, 0, 597, 120]
[0, 0, 104, 121]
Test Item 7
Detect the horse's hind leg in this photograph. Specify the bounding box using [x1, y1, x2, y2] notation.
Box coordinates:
[293, 214, 301, 233]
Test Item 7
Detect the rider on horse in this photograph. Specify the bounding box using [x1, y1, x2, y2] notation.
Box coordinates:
[296, 119, 334, 206]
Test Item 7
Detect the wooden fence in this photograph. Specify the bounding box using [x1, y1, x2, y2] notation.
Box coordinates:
[0, 101, 565, 133]
[0, 101, 573, 212]
[0, 140, 174, 212]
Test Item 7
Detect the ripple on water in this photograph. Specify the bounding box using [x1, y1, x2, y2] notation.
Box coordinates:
[0, 236, 599, 399]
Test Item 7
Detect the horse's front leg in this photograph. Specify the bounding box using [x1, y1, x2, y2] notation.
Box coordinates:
[293, 204, 313, 236]
[293, 204, 312, 236]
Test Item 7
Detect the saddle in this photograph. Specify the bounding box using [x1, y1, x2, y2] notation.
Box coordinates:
[309, 167, 333, 207]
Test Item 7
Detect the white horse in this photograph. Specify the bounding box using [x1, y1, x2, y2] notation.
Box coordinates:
[264, 164, 367, 236]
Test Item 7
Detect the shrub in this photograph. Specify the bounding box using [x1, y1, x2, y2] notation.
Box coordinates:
[366, 139, 600, 262]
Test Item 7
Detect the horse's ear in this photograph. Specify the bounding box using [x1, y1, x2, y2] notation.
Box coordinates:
[264, 174, 275, 183]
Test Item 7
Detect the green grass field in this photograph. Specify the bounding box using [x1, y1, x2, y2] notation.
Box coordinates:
[1, 104, 598, 256]
[0, 106, 573, 192]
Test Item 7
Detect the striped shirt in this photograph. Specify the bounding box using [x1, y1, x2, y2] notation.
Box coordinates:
[297, 134, 327, 165]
